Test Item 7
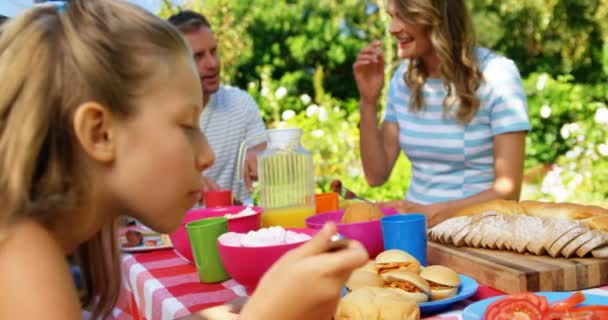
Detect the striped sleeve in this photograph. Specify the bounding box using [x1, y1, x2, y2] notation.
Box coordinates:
[484, 58, 531, 136]
[383, 62, 408, 123]
[242, 92, 267, 138]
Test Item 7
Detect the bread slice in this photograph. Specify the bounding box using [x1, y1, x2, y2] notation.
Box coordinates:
[576, 231, 608, 257]
[443, 216, 472, 244]
[542, 218, 583, 252]
[452, 223, 473, 247]
[464, 224, 482, 247]
[524, 216, 549, 255]
[548, 226, 586, 258]
[510, 216, 534, 253]
[478, 215, 509, 249]
[561, 230, 595, 258]
[591, 245, 608, 258]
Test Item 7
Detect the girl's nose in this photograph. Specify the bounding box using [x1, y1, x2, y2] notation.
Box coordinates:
[195, 133, 215, 172]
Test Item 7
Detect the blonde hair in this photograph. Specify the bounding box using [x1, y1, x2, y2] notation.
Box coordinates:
[0, 0, 189, 318]
[395, 0, 482, 124]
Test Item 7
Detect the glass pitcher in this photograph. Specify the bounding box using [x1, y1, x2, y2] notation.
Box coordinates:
[236, 128, 315, 228]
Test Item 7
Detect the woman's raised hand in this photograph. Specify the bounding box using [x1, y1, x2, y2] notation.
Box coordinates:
[353, 40, 385, 108]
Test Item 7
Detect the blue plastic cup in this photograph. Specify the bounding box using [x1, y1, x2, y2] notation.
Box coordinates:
[380, 214, 427, 265]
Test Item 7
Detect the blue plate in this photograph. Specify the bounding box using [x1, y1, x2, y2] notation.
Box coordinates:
[462, 291, 608, 320]
[341, 274, 479, 314]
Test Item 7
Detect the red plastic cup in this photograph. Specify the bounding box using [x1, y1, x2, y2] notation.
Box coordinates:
[204, 190, 232, 208]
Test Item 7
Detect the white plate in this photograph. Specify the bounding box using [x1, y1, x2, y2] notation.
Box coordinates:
[119, 227, 173, 253]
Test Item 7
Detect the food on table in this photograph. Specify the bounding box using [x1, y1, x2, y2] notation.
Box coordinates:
[345, 261, 384, 292]
[453, 199, 608, 232]
[341, 202, 384, 223]
[124, 230, 143, 247]
[375, 249, 421, 274]
[144, 239, 157, 246]
[217, 226, 312, 247]
[428, 213, 608, 258]
[341, 249, 462, 309]
[485, 291, 608, 320]
[335, 286, 420, 320]
[380, 270, 431, 303]
[419, 265, 461, 301]
[224, 206, 257, 219]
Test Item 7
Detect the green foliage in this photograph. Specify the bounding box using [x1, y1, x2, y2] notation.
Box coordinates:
[471, 0, 608, 82]
[524, 73, 608, 168]
[523, 73, 608, 202]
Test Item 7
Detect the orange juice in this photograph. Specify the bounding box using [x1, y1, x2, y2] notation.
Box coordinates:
[261, 206, 316, 228]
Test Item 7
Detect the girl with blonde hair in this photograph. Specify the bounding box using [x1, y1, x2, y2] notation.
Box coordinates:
[355, 0, 530, 227]
[0, 1, 367, 319]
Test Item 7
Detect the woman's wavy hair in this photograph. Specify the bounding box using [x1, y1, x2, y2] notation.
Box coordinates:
[396, 0, 482, 124]
[0, 0, 189, 318]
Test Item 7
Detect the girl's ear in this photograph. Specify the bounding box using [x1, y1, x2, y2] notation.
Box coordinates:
[72, 102, 117, 163]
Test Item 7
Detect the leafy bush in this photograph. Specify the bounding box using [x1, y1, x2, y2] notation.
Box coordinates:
[523, 73, 607, 168]
[523, 73, 608, 202]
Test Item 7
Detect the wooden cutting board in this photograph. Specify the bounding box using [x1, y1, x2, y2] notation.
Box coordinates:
[428, 241, 608, 293]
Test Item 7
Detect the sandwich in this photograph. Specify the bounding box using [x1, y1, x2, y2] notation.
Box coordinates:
[419, 265, 461, 301]
[335, 287, 420, 320]
[345, 261, 383, 292]
[380, 270, 431, 303]
[341, 202, 384, 223]
[375, 249, 421, 274]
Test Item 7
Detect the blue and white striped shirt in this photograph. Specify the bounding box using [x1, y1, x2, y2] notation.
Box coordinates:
[384, 48, 530, 204]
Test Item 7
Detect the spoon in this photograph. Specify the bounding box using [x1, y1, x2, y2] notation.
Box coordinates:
[327, 233, 350, 252]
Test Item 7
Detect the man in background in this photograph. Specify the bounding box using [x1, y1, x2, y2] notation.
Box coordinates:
[168, 11, 266, 203]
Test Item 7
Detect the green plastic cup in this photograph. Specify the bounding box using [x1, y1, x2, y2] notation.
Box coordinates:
[185, 217, 230, 283]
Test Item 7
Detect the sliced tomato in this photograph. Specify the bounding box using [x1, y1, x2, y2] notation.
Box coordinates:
[485, 298, 543, 320]
[510, 292, 550, 313]
[549, 292, 586, 313]
[543, 310, 596, 320]
[486, 297, 521, 319]
[571, 306, 608, 319]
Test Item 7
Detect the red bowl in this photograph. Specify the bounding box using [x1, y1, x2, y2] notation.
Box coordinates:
[305, 207, 398, 258]
[170, 206, 262, 263]
[217, 228, 316, 295]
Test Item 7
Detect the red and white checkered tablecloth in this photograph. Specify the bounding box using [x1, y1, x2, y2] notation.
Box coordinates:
[113, 248, 608, 320]
[113, 249, 246, 320]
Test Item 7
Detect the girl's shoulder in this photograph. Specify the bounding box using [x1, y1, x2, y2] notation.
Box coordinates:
[0, 219, 82, 318]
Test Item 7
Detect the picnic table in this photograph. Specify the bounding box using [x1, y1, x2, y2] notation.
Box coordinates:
[112, 248, 608, 320]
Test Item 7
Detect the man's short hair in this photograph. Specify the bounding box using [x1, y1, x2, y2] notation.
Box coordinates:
[167, 10, 211, 34]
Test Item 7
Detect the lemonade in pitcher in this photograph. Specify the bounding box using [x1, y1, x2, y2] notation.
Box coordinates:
[237, 128, 316, 227]
[261, 206, 316, 228]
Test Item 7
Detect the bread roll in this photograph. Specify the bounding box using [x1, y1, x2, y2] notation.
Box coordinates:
[419, 265, 461, 301]
[342, 202, 384, 223]
[345, 261, 383, 291]
[375, 249, 421, 274]
[335, 287, 420, 320]
[380, 270, 431, 303]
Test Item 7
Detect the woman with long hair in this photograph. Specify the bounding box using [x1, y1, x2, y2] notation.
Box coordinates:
[355, 0, 530, 226]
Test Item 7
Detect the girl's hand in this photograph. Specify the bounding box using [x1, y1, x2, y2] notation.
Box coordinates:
[353, 40, 385, 108]
[240, 223, 369, 320]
